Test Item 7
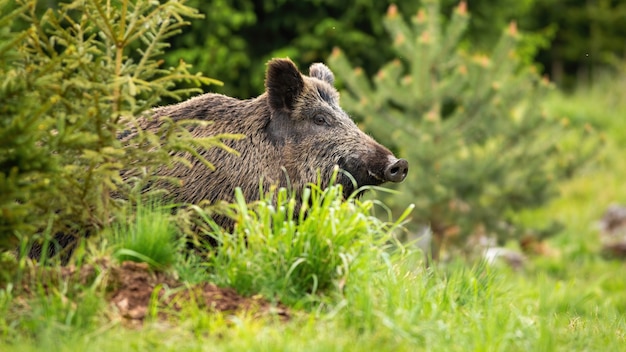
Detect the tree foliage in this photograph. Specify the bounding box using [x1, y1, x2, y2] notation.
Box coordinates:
[162, 0, 626, 98]
[164, 0, 537, 99]
[328, 1, 599, 258]
[0, 0, 229, 252]
[522, 0, 626, 88]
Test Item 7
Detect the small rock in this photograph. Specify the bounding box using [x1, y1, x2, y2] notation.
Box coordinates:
[598, 204, 626, 259]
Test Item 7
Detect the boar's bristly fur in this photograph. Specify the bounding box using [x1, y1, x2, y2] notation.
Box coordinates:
[130, 58, 408, 229]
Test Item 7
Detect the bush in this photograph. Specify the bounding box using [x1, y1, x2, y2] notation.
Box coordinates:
[0, 0, 230, 253]
[328, 1, 599, 259]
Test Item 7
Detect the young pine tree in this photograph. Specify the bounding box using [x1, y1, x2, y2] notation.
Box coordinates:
[329, 1, 598, 259]
[0, 0, 232, 254]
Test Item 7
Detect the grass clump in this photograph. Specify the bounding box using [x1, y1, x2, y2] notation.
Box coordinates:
[110, 201, 178, 271]
[192, 180, 413, 306]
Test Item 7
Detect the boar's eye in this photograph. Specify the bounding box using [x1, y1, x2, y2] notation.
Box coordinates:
[313, 115, 327, 126]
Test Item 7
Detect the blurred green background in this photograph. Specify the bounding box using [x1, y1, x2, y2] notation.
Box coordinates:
[160, 0, 626, 98]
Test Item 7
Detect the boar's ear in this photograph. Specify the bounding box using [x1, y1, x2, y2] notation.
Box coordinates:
[266, 58, 304, 112]
[309, 63, 334, 85]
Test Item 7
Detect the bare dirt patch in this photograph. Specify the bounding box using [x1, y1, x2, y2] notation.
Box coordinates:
[109, 261, 289, 326]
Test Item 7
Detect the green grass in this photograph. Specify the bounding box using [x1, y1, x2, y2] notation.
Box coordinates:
[195, 182, 412, 306]
[3, 256, 624, 351]
[110, 200, 179, 270]
[2, 76, 626, 351]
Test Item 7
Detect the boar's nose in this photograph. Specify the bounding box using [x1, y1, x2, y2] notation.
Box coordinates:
[384, 158, 409, 183]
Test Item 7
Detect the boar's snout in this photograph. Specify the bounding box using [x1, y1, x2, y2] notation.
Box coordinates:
[384, 158, 409, 183]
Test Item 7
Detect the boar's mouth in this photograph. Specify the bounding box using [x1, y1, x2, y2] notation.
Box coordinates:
[336, 156, 408, 199]
[336, 170, 385, 199]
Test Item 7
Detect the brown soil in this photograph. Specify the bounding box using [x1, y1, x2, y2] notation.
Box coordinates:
[108, 261, 289, 326]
